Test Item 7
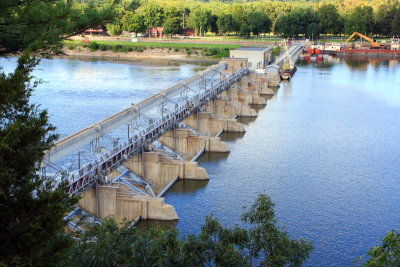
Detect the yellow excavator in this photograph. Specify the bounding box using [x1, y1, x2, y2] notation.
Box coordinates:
[344, 32, 384, 49]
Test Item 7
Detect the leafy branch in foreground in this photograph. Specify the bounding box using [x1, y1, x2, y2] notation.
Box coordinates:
[0, 0, 119, 265]
[355, 230, 400, 267]
[65, 193, 313, 267]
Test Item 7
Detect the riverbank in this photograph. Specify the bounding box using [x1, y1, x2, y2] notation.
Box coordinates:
[63, 47, 221, 63]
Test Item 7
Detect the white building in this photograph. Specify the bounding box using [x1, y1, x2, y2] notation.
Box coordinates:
[230, 47, 272, 70]
[311, 43, 342, 51]
[391, 38, 400, 50]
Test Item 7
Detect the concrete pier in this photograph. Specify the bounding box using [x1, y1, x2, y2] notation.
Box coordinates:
[159, 128, 229, 159]
[47, 45, 303, 223]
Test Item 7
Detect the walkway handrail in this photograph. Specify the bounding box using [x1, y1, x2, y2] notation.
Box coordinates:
[44, 62, 227, 164]
[65, 67, 250, 194]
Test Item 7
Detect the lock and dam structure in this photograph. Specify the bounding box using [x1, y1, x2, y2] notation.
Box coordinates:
[42, 44, 303, 224]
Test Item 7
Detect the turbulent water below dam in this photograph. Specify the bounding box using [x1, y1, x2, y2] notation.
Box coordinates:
[2, 55, 399, 266]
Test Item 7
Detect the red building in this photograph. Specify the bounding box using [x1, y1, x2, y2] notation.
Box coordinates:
[182, 28, 196, 37]
[146, 27, 197, 38]
[147, 27, 165, 38]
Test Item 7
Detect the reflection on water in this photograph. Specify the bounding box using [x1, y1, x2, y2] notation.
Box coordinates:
[165, 57, 400, 266]
[238, 116, 258, 125]
[169, 179, 209, 193]
[197, 151, 230, 162]
[0, 56, 211, 137]
[3, 55, 400, 266]
[260, 94, 274, 100]
[219, 132, 245, 141]
[249, 103, 267, 113]
[344, 57, 370, 71]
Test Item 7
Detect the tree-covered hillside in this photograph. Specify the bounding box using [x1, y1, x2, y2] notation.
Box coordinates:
[105, 0, 400, 38]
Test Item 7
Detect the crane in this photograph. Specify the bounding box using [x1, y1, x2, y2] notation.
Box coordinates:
[344, 32, 384, 48]
[282, 41, 294, 70]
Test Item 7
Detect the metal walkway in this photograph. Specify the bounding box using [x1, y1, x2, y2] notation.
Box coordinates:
[42, 62, 249, 195]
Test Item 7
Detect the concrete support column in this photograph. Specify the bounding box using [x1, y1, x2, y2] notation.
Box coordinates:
[158, 129, 229, 159]
[184, 112, 245, 136]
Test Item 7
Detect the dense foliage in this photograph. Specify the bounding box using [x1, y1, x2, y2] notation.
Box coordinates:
[355, 230, 400, 266]
[0, 0, 116, 265]
[64, 193, 313, 267]
[108, 0, 400, 38]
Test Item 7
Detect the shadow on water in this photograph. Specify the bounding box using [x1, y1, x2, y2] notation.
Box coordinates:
[219, 131, 245, 141]
[260, 94, 274, 101]
[250, 103, 267, 113]
[169, 179, 209, 193]
[197, 151, 230, 162]
[237, 116, 257, 125]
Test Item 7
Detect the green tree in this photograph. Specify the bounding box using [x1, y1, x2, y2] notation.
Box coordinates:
[344, 6, 375, 35]
[163, 17, 183, 37]
[392, 8, 400, 36]
[122, 13, 146, 36]
[217, 14, 235, 36]
[190, 8, 212, 36]
[241, 194, 313, 266]
[65, 193, 313, 266]
[210, 14, 219, 35]
[0, 0, 115, 55]
[230, 4, 247, 33]
[0, 0, 115, 265]
[318, 4, 340, 34]
[239, 24, 252, 38]
[374, 0, 400, 36]
[247, 11, 272, 36]
[142, 3, 165, 28]
[165, 6, 182, 20]
[108, 23, 123, 36]
[275, 8, 319, 38]
[359, 230, 400, 266]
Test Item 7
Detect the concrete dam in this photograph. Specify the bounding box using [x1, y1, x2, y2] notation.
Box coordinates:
[42, 45, 303, 223]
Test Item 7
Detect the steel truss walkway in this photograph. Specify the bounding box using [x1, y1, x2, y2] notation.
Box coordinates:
[42, 62, 249, 195]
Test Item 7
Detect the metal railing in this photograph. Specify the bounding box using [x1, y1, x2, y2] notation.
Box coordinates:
[66, 67, 250, 194]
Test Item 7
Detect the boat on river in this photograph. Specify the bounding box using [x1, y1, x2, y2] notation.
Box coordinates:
[281, 41, 297, 80]
[281, 64, 297, 80]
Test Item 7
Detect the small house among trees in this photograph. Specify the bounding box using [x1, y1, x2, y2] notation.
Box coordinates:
[146, 27, 197, 38]
[83, 25, 108, 36]
[146, 27, 165, 37]
[182, 28, 196, 37]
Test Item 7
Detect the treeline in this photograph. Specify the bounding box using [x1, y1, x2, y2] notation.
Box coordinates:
[106, 0, 400, 38]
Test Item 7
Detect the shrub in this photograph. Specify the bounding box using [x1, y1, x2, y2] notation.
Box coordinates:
[213, 49, 230, 58]
[134, 47, 144, 52]
[66, 44, 75, 50]
[185, 48, 193, 55]
[111, 45, 123, 52]
[99, 44, 109, 51]
[209, 48, 218, 56]
[88, 42, 99, 51]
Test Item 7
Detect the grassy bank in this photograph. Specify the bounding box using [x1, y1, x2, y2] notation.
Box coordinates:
[65, 40, 241, 58]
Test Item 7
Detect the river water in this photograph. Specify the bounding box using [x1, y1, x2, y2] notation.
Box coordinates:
[2, 55, 399, 266]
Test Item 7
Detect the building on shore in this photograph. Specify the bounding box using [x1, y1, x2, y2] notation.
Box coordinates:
[229, 47, 272, 70]
[146, 27, 197, 38]
[83, 25, 108, 36]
